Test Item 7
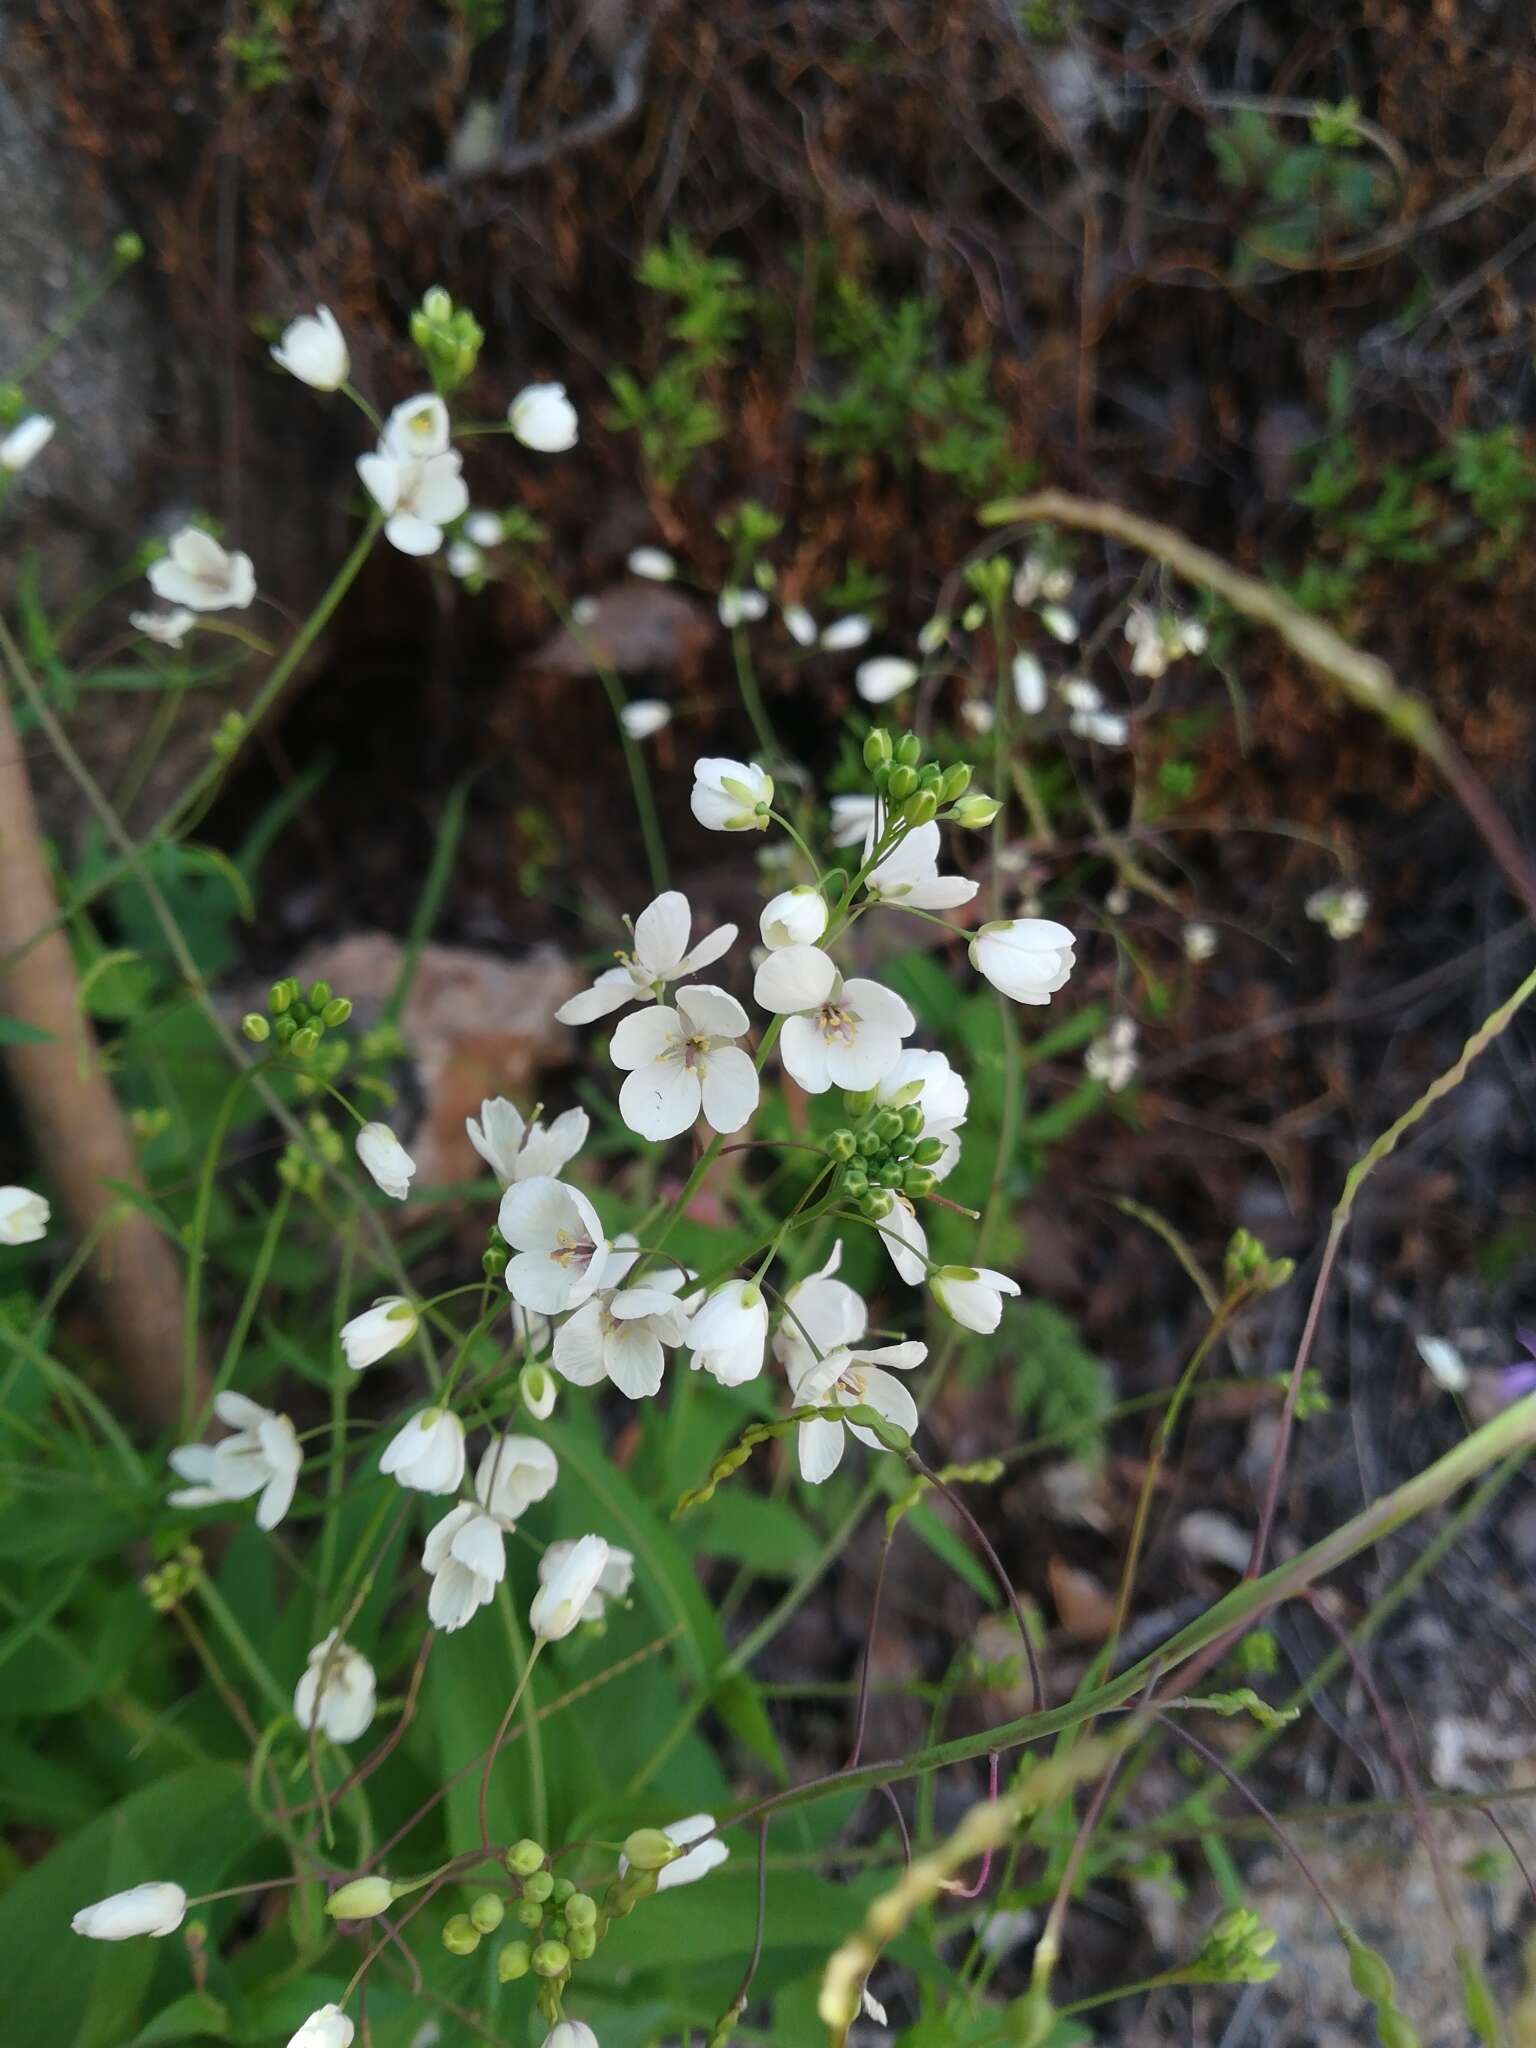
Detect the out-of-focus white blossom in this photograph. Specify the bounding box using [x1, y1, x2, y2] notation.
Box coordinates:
[0, 414, 54, 471]
[148, 528, 256, 613]
[1182, 921, 1217, 963]
[1085, 1015, 1139, 1092]
[130, 607, 196, 648]
[620, 698, 671, 741]
[718, 587, 768, 627]
[168, 1392, 301, 1530]
[627, 547, 676, 581]
[855, 656, 919, 705]
[294, 1632, 376, 1743]
[271, 307, 349, 391]
[530, 1533, 611, 1639]
[969, 919, 1076, 1005]
[0, 1185, 49, 1244]
[1306, 885, 1369, 940]
[557, 890, 737, 1025]
[830, 793, 879, 846]
[508, 382, 578, 452]
[356, 1121, 415, 1200]
[1012, 652, 1048, 715]
[537, 1539, 634, 1625]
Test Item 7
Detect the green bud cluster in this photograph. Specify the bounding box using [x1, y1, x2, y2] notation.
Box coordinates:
[140, 1544, 202, 1614]
[251, 977, 354, 1062]
[1223, 1227, 1295, 1300]
[409, 285, 484, 392]
[1190, 1907, 1280, 1985]
[210, 709, 247, 763]
[831, 1096, 935, 1223]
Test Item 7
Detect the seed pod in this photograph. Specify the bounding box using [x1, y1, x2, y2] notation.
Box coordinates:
[1347, 1939, 1396, 2007]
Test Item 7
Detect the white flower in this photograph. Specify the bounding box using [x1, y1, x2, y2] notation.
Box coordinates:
[355, 1120, 415, 1200]
[384, 394, 451, 457]
[876, 1193, 929, 1286]
[1125, 605, 1206, 678]
[875, 1049, 968, 1180]
[294, 1633, 376, 1743]
[168, 1391, 301, 1530]
[821, 614, 872, 651]
[1070, 707, 1129, 747]
[754, 947, 914, 1093]
[0, 414, 54, 471]
[1012, 652, 1047, 715]
[773, 1243, 867, 1387]
[72, 1882, 187, 1941]
[611, 984, 759, 1141]
[571, 595, 599, 625]
[969, 919, 1076, 1005]
[782, 603, 817, 647]
[685, 1281, 768, 1386]
[718, 587, 769, 627]
[422, 1501, 503, 1631]
[537, 1538, 634, 1624]
[0, 1185, 49, 1244]
[855, 656, 918, 704]
[652, 1813, 729, 1890]
[1012, 551, 1050, 606]
[627, 546, 677, 581]
[500, 1175, 618, 1314]
[521, 1360, 558, 1417]
[1307, 885, 1369, 940]
[620, 698, 671, 741]
[1059, 676, 1101, 712]
[931, 1264, 1020, 1334]
[861, 819, 978, 912]
[1039, 604, 1078, 643]
[1085, 1016, 1138, 1092]
[271, 307, 349, 391]
[358, 440, 469, 556]
[379, 1407, 467, 1495]
[475, 1433, 559, 1521]
[553, 1267, 692, 1399]
[148, 528, 256, 613]
[466, 510, 504, 547]
[543, 2024, 599, 2048]
[340, 1295, 417, 1370]
[467, 1098, 589, 1183]
[130, 607, 196, 648]
[557, 889, 738, 1025]
[509, 382, 578, 452]
[446, 540, 483, 580]
[959, 697, 995, 736]
[830, 793, 879, 847]
[789, 1336, 925, 1483]
[286, 2004, 354, 2048]
[1416, 1334, 1469, 1393]
[760, 885, 828, 950]
[1182, 921, 1217, 963]
[690, 757, 774, 833]
[530, 1532, 611, 1639]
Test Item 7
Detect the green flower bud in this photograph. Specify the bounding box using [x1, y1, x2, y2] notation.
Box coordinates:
[1346, 1938, 1396, 2006]
[546, 1915, 568, 1942]
[857, 1129, 882, 1157]
[622, 1827, 678, 1872]
[514, 1897, 544, 1929]
[496, 1939, 531, 1982]
[325, 1876, 395, 1920]
[565, 1892, 598, 1929]
[567, 1923, 597, 1960]
[843, 1089, 876, 1116]
[289, 1000, 311, 1024]
[550, 1877, 575, 1906]
[874, 1109, 905, 1142]
[113, 230, 145, 266]
[507, 1838, 546, 1876]
[912, 1136, 945, 1165]
[321, 997, 353, 1028]
[273, 1014, 297, 1045]
[841, 1168, 869, 1199]
[242, 1012, 272, 1042]
[949, 792, 1002, 828]
[872, 759, 892, 794]
[827, 1128, 857, 1163]
[289, 1025, 321, 1058]
[482, 1245, 509, 1280]
[900, 790, 939, 826]
[306, 980, 332, 1009]
[470, 1892, 505, 1933]
[938, 762, 972, 802]
[887, 764, 918, 801]
[903, 1166, 936, 1198]
[918, 762, 942, 790]
[900, 1103, 925, 1135]
[423, 285, 453, 324]
[862, 728, 893, 769]
[522, 1869, 554, 1903]
[269, 980, 295, 1014]
[889, 1136, 914, 1161]
[895, 731, 922, 767]
[871, 1165, 902, 1190]
[488, 1223, 508, 1248]
[861, 1188, 894, 1220]
[443, 1913, 481, 1955]
[531, 1938, 570, 1978]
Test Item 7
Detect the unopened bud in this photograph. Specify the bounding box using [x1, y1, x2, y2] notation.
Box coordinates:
[306, 980, 332, 1009]
[522, 1869, 554, 1904]
[567, 1922, 597, 1959]
[874, 1109, 905, 1142]
[949, 792, 1002, 828]
[113, 230, 145, 266]
[423, 286, 453, 324]
[321, 997, 352, 1028]
[269, 979, 295, 1014]
[565, 1892, 597, 1929]
[887, 764, 918, 801]
[550, 1877, 575, 1906]
[902, 1166, 936, 1199]
[531, 1938, 570, 1978]
[900, 790, 939, 826]
[514, 1898, 544, 1928]
[827, 1128, 857, 1163]
[483, 1245, 509, 1280]
[895, 732, 922, 767]
[507, 1838, 546, 1876]
[520, 1362, 557, 1419]
[470, 1892, 505, 1933]
[442, 1913, 481, 1955]
[861, 1188, 894, 1220]
[325, 1877, 394, 1920]
[497, 1939, 531, 1982]
[862, 728, 893, 770]
[242, 1012, 271, 1042]
[289, 1025, 320, 1058]
[1346, 1938, 1396, 2005]
[938, 762, 972, 803]
[623, 1827, 678, 1872]
[900, 1103, 924, 1135]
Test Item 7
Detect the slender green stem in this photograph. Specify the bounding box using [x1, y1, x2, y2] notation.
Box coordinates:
[182, 1065, 264, 1430]
[732, 627, 780, 763]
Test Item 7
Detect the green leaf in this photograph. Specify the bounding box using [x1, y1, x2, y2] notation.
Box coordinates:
[0, 1012, 52, 1045]
[683, 1491, 819, 1575]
